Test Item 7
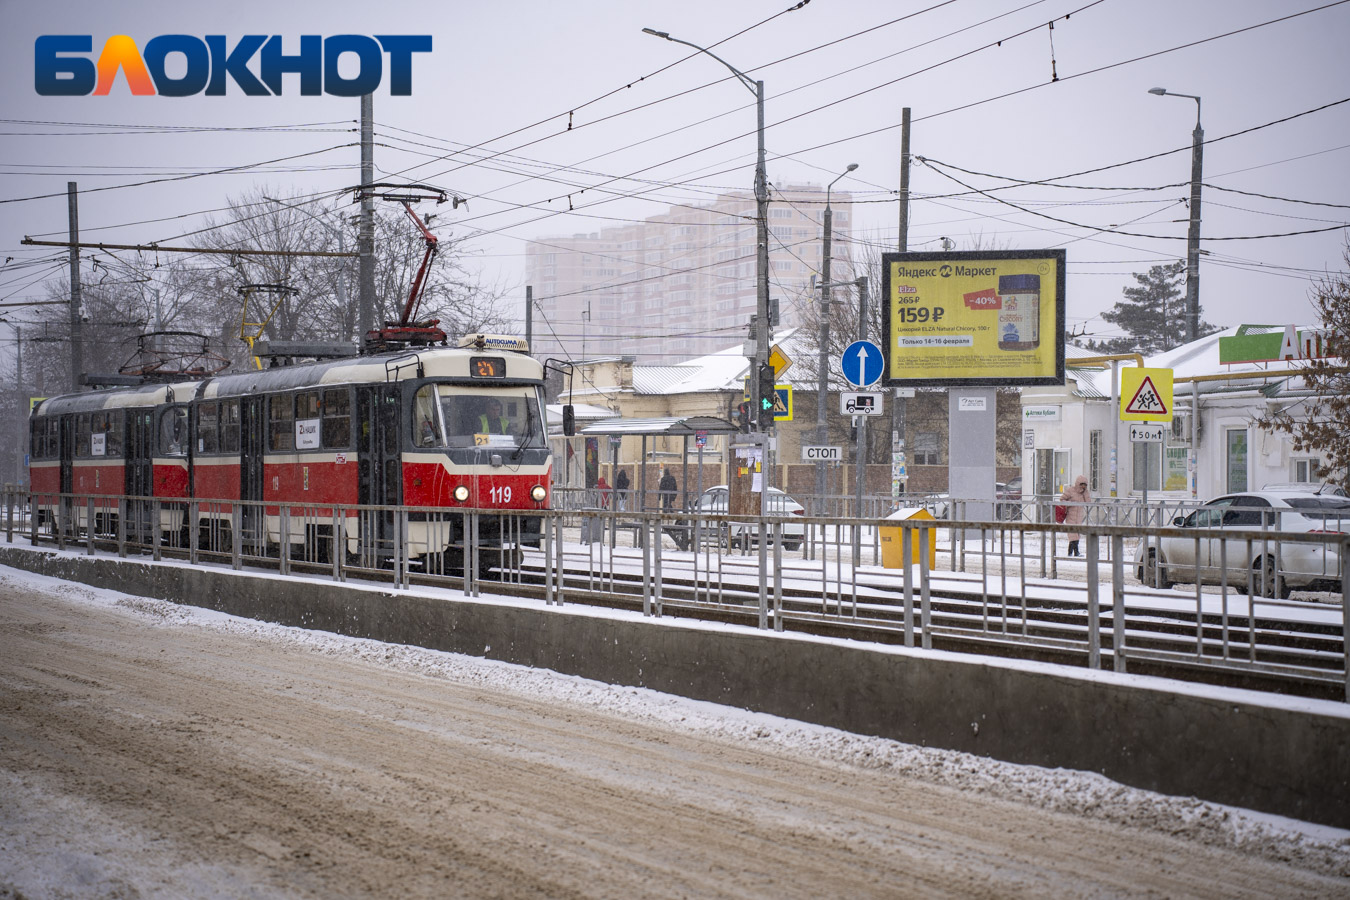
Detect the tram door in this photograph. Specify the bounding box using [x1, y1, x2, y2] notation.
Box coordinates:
[240, 396, 266, 551]
[124, 408, 154, 541]
[357, 384, 402, 565]
[58, 416, 73, 534]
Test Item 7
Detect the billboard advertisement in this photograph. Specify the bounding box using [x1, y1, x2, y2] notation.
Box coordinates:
[881, 250, 1066, 386]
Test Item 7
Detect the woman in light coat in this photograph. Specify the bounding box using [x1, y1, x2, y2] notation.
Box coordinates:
[1059, 475, 1090, 557]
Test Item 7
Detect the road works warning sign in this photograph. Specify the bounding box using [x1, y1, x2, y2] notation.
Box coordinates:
[1119, 367, 1174, 422]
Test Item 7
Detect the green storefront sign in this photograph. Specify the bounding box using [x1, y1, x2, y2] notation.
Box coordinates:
[1218, 324, 1330, 365]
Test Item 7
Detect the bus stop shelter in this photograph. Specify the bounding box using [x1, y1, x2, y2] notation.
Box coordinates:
[579, 415, 738, 512]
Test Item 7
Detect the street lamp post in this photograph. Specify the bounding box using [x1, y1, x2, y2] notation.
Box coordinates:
[816, 164, 858, 513]
[1149, 87, 1203, 343]
[643, 28, 771, 436]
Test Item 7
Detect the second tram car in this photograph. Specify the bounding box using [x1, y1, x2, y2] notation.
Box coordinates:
[29, 335, 553, 567]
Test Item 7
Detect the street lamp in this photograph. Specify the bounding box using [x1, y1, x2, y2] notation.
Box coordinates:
[816, 163, 858, 510]
[1149, 87, 1203, 344]
[643, 27, 771, 434]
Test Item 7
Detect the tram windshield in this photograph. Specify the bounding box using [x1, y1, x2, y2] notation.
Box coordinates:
[412, 385, 547, 450]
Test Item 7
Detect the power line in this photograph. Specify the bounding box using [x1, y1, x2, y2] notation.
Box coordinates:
[0, 144, 357, 206]
[918, 160, 1349, 241]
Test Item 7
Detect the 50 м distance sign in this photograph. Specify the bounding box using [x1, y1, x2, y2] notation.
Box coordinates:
[880, 249, 1066, 387]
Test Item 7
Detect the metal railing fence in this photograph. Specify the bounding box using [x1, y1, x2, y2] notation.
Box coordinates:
[8, 489, 1347, 702]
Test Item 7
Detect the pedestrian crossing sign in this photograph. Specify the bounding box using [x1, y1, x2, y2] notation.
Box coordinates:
[1119, 367, 1173, 422]
[742, 382, 793, 420]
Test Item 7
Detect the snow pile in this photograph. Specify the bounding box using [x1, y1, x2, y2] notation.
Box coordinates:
[8, 567, 1350, 878]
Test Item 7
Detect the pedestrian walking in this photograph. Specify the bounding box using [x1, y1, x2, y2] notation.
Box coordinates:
[1060, 475, 1090, 557]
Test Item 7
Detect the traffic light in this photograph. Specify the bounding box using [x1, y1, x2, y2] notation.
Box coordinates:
[736, 401, 752, 433]
[757, 363, 776, 428]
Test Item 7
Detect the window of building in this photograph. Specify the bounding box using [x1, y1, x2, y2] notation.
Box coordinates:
[1089, 430, 1102, 493]
[1225, 428, 1248, 493]
[268, 395, 294, 452]
[1291, 458, 1319, 482]
[913, 432, 941, 465]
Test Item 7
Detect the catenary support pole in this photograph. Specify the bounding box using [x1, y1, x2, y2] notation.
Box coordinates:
[67, 183, 83, 392]
[358, 94, 375, 341]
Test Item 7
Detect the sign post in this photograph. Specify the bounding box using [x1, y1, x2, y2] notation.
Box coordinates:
[1119, 368, 1174, 422]
[840, 339, 883, 525]
[1121, 371, 1174, 514]
[882, 250, 1067, 525]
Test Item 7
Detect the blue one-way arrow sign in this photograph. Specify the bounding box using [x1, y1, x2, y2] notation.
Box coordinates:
[841, 339, 884, 387]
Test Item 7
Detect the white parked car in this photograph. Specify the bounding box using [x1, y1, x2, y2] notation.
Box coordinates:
[1135, 491, 1348, 597]
[1261, 482, 1347, 497]
[695, 485, 805, 551]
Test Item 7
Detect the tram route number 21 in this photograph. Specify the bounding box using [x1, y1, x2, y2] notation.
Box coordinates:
[488, 485, 512, 504]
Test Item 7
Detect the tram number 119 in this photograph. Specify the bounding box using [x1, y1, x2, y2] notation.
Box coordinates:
[489, 486, 512, 504]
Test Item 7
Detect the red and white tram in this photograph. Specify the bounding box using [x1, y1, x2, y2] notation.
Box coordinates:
[29, 335, 554, 564]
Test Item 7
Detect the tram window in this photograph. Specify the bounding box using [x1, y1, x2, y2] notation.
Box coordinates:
[30, 418, 47, 459]
[159, 408, 188, 457]
[296, 391, 320, 419]
[103, 410, 123, 457]
[221, 399, 240, 453]
[321, 389, 351, 449]
[44, 418, 58, 459]
[268, 395, 294, 452]
[197, 402, 219, 454]
[412, 385, 442, 447]
[436, 387, 546, 449]
[75, 414, 91, 458]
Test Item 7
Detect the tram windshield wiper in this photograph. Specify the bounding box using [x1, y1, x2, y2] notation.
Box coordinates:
[511, 398, 535, 460]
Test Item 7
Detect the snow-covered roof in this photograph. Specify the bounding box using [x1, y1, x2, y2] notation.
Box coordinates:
[546, 402, 616, 428]
[630, 328, 801, 395]
[1060, 325, 1334, 402]
[1148, 325, 1327, 396]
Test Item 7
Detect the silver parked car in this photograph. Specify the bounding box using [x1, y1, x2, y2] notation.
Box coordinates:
[1135, 491, 1348, 597]
[696, 485, 805, 551]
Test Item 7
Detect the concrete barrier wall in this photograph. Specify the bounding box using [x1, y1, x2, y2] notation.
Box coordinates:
[5, 545, 1349, 829]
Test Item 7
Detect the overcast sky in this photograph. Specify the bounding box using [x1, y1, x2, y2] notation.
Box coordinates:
[1, 0, 1347, 367]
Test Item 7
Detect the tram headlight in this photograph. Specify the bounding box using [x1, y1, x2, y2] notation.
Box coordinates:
[530, 485, 547, 503]
[453, 485, 470, 502]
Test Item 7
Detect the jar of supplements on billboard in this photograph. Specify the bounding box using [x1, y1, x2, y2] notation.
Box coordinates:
[998, 274, 1040, 351]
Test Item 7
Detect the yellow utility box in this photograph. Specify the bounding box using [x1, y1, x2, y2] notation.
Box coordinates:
[879, 507, 937, 569]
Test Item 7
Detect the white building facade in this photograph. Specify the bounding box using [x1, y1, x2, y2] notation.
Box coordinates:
[1020, 326, 1338, 506]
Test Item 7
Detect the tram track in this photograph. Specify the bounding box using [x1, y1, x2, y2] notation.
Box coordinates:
[21, 533, 1350, 702]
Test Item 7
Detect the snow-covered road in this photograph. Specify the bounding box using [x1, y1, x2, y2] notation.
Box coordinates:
[1, 566, 1346, 898]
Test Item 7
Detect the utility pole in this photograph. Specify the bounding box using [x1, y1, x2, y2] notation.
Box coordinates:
[894, 108, 911, 499]
[816, 163, 858, 514]
[1185, 111, 1203, 343]
[67, 183, 83, 392]
[524, 285, 533, 349]
[853, 275, 869, 553]
[1148, 88, 1203, 342]
[14, 325, 22, 487]
[358, 94, 376, 341]
[897, 108, 911, 251]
